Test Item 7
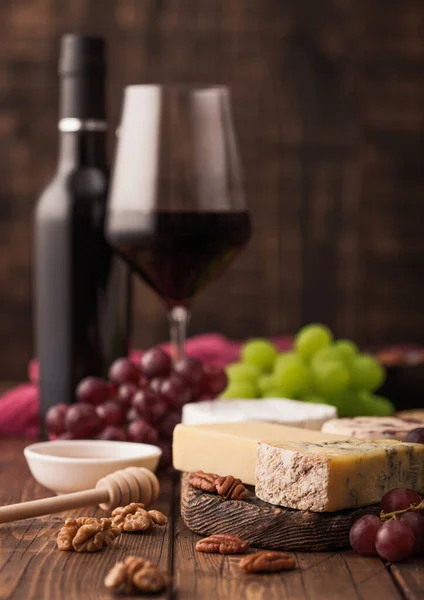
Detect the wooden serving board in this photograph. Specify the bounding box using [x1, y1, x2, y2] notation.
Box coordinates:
[180, 473, 379, 551]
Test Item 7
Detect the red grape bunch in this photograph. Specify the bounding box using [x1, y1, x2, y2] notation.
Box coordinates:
[349, 488, 424, 562]
[45, 348, 228, 469]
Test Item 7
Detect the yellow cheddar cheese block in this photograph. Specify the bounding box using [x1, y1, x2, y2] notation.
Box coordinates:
[172, 421, 344, 485]
[256, 438, 424, 512]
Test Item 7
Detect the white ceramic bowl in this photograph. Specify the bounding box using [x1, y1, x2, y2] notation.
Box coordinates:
[24, 440, 162, 494]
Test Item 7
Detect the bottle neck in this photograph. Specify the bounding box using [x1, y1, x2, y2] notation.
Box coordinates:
[57, 130, 107, 172]
[57, 70, 107, 171]
[60, 71, 106, 120]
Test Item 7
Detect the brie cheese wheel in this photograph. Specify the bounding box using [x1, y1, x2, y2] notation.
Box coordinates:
[182, 398, 336, 430]
[321, 416, 424, 440]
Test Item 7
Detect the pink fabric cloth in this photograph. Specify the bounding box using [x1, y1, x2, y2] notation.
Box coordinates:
[0, 385, 39, 438]
[4, 334, 293, 438]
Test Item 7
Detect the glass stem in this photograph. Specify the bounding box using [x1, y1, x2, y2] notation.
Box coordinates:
[168, 306, 190, 361]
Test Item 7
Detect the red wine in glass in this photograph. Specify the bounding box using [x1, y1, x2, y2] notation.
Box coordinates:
[107, 85, 251, 358]
[111, 211, 251, 307]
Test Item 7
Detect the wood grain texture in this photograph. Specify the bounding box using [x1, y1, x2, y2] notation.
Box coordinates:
[1, 438, 420, 600]
[180, 473, 379, 551]
[391, 561, 424, 600]
[0, 440, 174, 600]
[1, 1, 424, 378]
[173, 515, 403, 600]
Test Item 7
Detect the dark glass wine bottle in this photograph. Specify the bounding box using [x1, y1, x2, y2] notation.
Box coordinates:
[34, 34, 132, 425]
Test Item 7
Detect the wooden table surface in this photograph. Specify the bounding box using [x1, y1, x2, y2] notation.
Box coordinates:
[0, 439, 423, 600]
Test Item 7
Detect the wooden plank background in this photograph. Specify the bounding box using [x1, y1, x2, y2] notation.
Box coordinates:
[0, 0, 423, 379]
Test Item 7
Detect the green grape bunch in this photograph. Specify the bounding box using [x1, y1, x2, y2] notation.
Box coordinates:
[220, 326, 393, 418]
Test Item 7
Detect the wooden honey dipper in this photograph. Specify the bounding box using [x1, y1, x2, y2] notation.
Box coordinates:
[0, 466, 159, 524]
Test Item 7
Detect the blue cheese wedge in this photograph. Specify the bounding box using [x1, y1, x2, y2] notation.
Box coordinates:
[256, 439, 424, 512]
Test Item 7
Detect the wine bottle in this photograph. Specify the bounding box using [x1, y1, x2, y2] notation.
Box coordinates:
[34, 34, 132, 425]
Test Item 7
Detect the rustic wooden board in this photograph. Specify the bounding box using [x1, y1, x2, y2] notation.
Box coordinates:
[180, 474, 379, 552]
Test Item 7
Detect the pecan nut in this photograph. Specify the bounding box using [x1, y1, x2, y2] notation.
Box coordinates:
[104, 555, 169, 594]
[195, 534, 249, 554]
[215, 475, 246, 500]
[57, 517, 120, 552]
[111, 503, 168, 532]
[189, 471, 247, 501]
[239, 551, 296, 573]
[188, 470, 219, 492]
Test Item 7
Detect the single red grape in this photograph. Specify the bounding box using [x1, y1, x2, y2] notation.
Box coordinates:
[76, 377, 109, 406]
[117, 383, 139, 410]
[381, 488, 422, 513]
[160, 375, 191, 410]
[109, 358, 141, 385]
[157, 441, 173, 470]
[174, 356, 204, 387]
[158, 410, 182, 440]
[126, 407, 139, 422]
[132, 388, 156, 416]
[98, 426, 128, 441]
[65, 403, 103, 438]
[375, 520, 414, 561]
[150, 377, 166, 394]
[96, 401, 124, 426]
[349, 515, 381, 556]
[406, 428, 424, 444]
[151, 395, 169, 422]
[132, 388, 167, 424]
[141, 348, 172, 380]
[45, 403, 70, 435]
[200, 365, 228, 397]
[128, 419, 159, 444]
[400, 511, 424, 554]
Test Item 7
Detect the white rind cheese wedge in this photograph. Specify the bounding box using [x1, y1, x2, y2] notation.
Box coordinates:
[172, 421, 344, 485]
[256, 438, 424, 512]
[321, 416, 424, 441]
[182, 399, 336, 430]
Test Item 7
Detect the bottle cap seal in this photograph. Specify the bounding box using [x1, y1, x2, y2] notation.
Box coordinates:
[59, 34, 106, 75]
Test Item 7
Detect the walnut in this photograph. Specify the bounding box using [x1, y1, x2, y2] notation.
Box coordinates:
[57, 517, 120, 552]
[195, 534, 249, 554]
[111, 502, 145, 520]
[133, 565, 169, 593]
[239, 551, 296, 573]
[148, 509, 168, 526]
[111, 503, 168, 532]
[104, 555, 169, 594]
[189, 471, 247, 500]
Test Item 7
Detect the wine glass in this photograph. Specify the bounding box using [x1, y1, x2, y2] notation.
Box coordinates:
[106, 85, 251, 360]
